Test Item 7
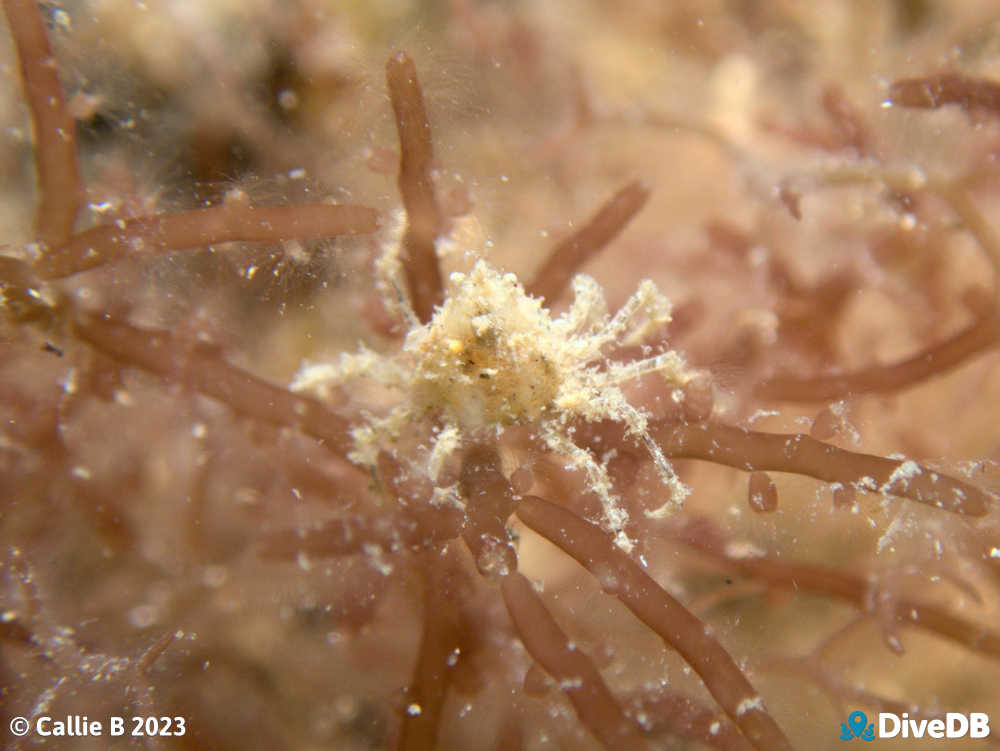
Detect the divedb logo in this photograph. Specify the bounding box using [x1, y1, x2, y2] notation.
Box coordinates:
[841, 710, 991, 741]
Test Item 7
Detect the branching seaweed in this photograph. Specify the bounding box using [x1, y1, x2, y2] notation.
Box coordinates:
[2, 3, 998, 751]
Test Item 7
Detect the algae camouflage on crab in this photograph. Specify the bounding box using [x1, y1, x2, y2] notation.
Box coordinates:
[292, 253, 696, 554]
[2, 2, 999, 750]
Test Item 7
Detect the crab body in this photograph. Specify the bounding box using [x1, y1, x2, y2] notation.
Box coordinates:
[406, 263, 561, 427]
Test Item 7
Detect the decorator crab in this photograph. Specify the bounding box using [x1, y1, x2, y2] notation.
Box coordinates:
[293, 249, 693, 552]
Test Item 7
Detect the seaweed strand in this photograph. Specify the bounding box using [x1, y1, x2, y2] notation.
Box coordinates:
[2, 0, 82, 245]
[526, 180, 651, 304]
[387, 51, 445, 323]
[654, 422, 994, 516]
[516, 495, 795, 751]
[34, 203, 379, 279]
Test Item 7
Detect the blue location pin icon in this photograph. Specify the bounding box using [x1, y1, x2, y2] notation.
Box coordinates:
[848, 711, 867, 739]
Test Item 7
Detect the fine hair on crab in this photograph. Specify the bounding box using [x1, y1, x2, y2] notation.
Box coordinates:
[2, 3, 1000, 750]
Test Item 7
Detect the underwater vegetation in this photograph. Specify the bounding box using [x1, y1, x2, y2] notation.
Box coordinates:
[1, 1, 999, 749]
